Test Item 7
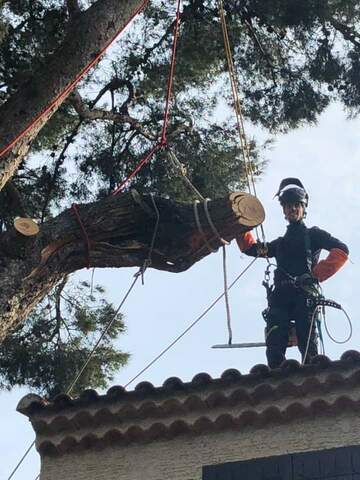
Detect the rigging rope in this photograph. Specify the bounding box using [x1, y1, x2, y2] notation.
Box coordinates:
[22, 196, 162, 480]
[216, 0, 266, 244]
[9, 4, 267, 477]
[8, 271, 142, 480]
[112, 0, 182, 196]
[9, 200, 161, 480]
[215, 0, 268, 343]
[18, 256, 258, 480]
[0, 0, 150, 160]
[122, 257, 257, 387]
[160, 0, 182, 146]
[222, 245, 232, 344]
[166, 146, 233, 347]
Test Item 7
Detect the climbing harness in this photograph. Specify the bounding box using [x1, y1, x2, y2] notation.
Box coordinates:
[261, 261, 352, 359]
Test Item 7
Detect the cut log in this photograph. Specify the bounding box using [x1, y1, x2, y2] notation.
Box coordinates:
[229, 192, 265, 227]
[14, 217, 40, 236]
[0, 190, 265, 342]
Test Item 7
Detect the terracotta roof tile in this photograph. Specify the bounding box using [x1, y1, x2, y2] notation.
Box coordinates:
[18, 351, 360, 456]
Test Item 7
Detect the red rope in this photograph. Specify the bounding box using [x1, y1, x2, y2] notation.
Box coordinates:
[0, 0, 149, 160]
[112, 0, 182, 196]
[71, 203, 91, 269]
[112, 143, 162, 196]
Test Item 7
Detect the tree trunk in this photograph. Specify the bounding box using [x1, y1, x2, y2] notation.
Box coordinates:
[0, 190, 264, 343]
[0, 0, 145, 191]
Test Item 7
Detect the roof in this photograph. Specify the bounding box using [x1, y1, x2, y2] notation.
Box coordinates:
[17, 350, 360, 457]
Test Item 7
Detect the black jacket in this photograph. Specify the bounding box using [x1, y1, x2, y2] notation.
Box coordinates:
[244, 221, 349, 283]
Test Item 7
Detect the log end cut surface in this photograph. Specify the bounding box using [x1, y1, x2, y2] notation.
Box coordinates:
[230, 192, 265, 227]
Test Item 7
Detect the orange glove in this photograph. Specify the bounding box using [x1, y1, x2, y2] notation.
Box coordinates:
[236, 231, 256, 252]
[312, 248, 348, 282]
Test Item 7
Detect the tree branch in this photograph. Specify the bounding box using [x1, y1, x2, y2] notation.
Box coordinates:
[243, 19, 278, 87]
[0, 190, 264, 343]
[68, 90, 156, 141]
[0, 0, 146, 192]
[330, 19, 360, 49]
[66, 0, 81, 19]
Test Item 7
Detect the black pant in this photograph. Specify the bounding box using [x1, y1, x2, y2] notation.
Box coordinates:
[265, 287, 318, 369]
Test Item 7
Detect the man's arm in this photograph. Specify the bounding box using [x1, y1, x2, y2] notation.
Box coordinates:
[311, 227, 349, 282]
[236, 231, 277, 258]
[236, 231, 257, 256]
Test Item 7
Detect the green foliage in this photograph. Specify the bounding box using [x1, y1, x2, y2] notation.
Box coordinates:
[0, 279, 129, 397]
[1, 0, 360, 393]
[1, 0, 359, 226]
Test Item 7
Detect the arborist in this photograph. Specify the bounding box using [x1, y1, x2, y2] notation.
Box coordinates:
[236, 178, 349, 368]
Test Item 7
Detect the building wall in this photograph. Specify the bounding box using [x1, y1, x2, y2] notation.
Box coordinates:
[40, 412, 359, 480]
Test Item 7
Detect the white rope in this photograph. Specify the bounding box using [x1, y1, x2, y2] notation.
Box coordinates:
[203, 198, 229, 246]
[9, 198, 162, 480]
[222, 245, 232, 344]
[323, 306, 353, 345]
[193, 200, 216, 253]
[122, 257, 258, 387]
[168, 150, 235, 355]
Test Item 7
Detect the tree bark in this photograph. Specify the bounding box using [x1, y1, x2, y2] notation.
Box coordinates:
[0, 190, 264, 343]
[0, 0, 146, 191]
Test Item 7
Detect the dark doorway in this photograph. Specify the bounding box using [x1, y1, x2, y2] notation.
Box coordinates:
[203, 445, 360, 479]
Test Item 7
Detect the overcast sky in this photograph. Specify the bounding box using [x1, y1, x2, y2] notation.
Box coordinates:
[1, 101, 359, 480]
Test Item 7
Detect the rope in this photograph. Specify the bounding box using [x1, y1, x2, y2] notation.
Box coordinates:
[90, 267, 96, 296]
[7, 442, 36, 480]
[203, 198, 229, 246]
[323, 306, 353, 345]
[8, 272, 142, 480]
[193, 200, 216, 253]
[112, 0, 182, 196]
[300, 299, 352, 365]
[13, 256, 258, 480]
[9, 189, 164, 480]
[166, 145, 235, 356]
[8, 272, 141, 480]
[316, 316, 325, 355]
[216, 0, 266, 244]
[71, 203, 91, 269]
[216, 0, 256, 196]
[66, 274, 141, 395]
[138, 193, 161, 285]
[0, 0, 150, 160]
[123, 257, 258, 388]
[147, 194, 161, 264]
[161, 0, 182, 146]
[222, 245, 232, 344]
[166, 147, 204, 200]
[112, 143, 162, 195]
